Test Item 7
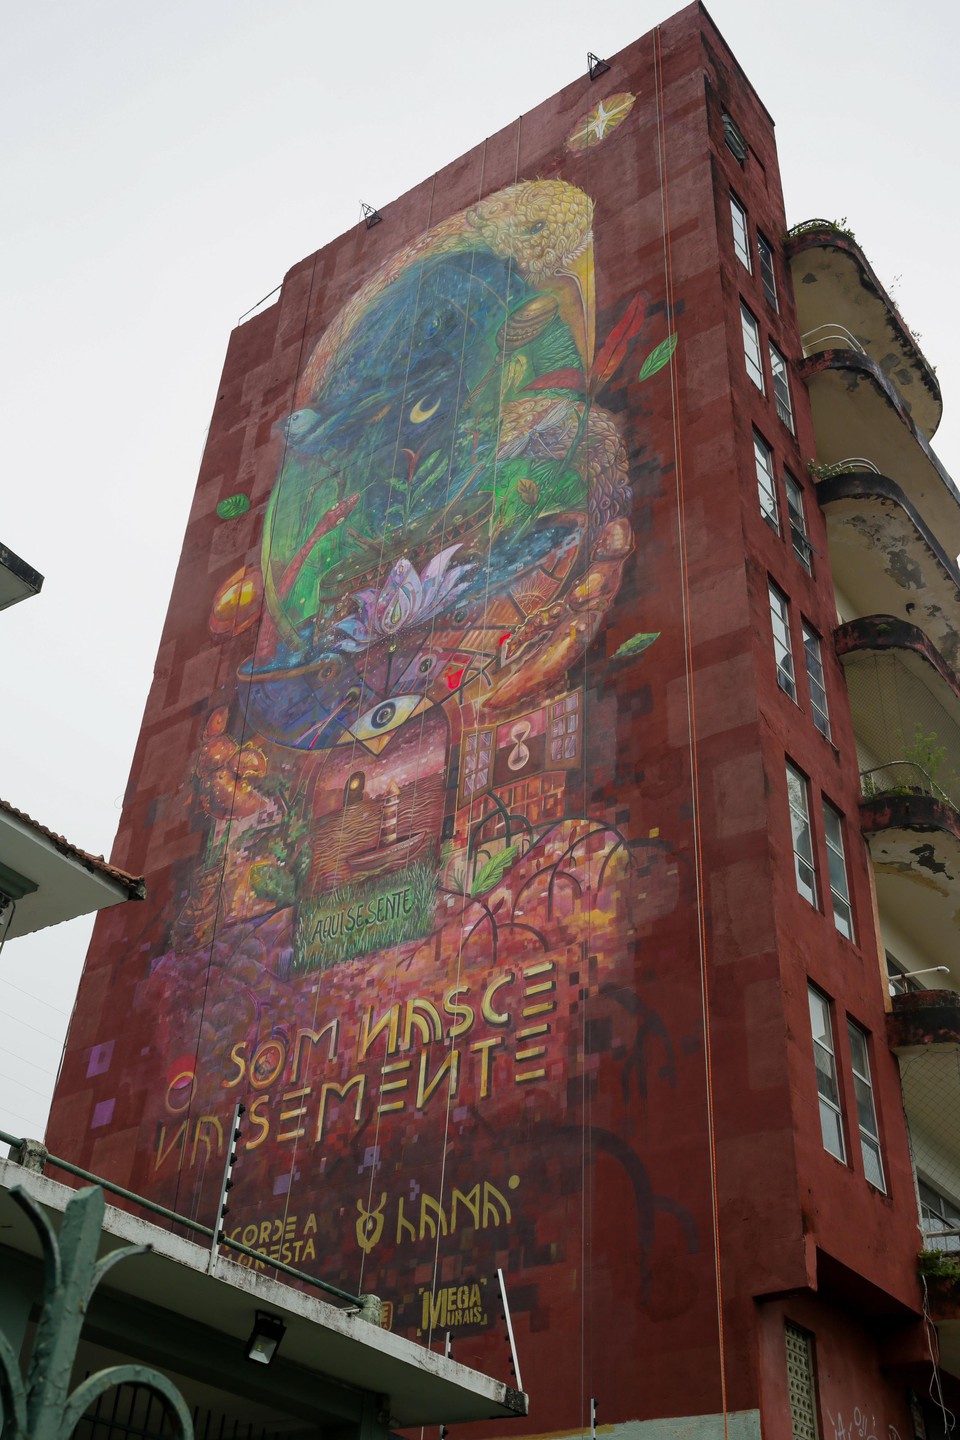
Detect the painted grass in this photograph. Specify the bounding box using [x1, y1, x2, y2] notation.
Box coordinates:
[294, 859, 437, 972]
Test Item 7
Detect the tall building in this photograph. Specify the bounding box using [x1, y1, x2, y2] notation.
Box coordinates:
[45, 4, 960, 1436]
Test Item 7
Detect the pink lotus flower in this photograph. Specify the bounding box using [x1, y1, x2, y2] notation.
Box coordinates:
[336, 544, 473, 652]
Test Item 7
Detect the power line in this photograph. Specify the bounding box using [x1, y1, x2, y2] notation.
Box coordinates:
[0, 976, 70, 1015]
[0, 1013, 61, 1044]
[2, 1046, 57, 1076]
[0, 1069, 52, 1100]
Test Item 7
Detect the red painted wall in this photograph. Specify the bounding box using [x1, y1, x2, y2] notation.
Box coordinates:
[47, 4, 928, 1431]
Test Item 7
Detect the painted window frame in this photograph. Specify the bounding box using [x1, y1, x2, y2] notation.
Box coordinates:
[784, 471, 812, 572]
[846, 1020, 885, 1191]
[787, 761, 817, 907]
[769, 341, 794, 431]
[769, 583, 796, 700]
[741, 302, 765, 392]
[730, 193, 751, 271]
[757, 231, 778, 310]
[754, 430, 780, 532]
[822, 798, 853, 939]
[802, 622, 831, 740]
[808, 984, 846, 1163]
[723, 112, 747, 165]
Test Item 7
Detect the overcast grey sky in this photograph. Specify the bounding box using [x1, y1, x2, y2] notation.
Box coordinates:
[3, 0, 958, 1143]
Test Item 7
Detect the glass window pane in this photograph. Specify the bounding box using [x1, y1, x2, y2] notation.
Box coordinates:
[822, 800, 853, 939]
[769, 584, 796, 699]
[790, 765, 817, 906]
[758, 232, 778, 310]
[803, 623, 830, 738]
[819, 1099, 845, 1161]
[742, 303, 764, 391]
[754, 431, 779, 530]
[847, 1020, 885, 1191]
[785, 473, 812, 572]
[810, 986, 846, 1163]
[730, 196, 751, 270]
[862, 1139, 884, 1190]
[769, 343, 793, 431]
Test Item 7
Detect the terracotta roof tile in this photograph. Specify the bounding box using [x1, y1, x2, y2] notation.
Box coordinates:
[0, 798, 146, 900]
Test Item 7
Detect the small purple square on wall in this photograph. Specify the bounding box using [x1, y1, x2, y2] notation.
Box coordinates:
[86, 1041, 115, 1078]
[91, 1098, 115, 1129]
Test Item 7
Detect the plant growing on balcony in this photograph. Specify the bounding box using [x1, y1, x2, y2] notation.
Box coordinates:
[919, 1249, 960, 1280]
[901, 725, 949, 793]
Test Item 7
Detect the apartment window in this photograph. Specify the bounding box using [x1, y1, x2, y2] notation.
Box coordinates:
[847, 1021, 885, 1191]
[754, 431, 780, 532]
[803, 623, 831, 739]
[918, 1179, 960, 1254]
[730, 194, 751, 270]
[787, 762, 817, 906]
[722, 112, 747, 165]
[808, 985, 845, 1161]
[822, 800, 853, 939]
[757, 232, 779, 310]
[784, 471, 812, 572]
[784, 1323, 819, 1440]
[769, 584, 796, 699]
[769, 342, 794, 431]
[741, 302, 764, 391]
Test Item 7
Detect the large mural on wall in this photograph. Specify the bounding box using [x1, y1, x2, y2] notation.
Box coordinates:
[83, 99, 699, 1375]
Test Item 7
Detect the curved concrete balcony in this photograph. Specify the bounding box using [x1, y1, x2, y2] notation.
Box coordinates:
[818, 472, 960, 669]
[860, 786, 960, 989]
[787, 220, 942, 438]
[889, 989, 960, 1055]
[837, 616, 960, 795]
[801, 349, 960, 564]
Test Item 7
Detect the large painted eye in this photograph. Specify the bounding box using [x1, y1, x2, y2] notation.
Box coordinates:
[349, 693, 426, 743]
[526, 219, 547, 234]
[372, 702, 396, 729]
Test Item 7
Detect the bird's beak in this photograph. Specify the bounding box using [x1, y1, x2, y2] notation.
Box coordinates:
[556, 247, 596, 373]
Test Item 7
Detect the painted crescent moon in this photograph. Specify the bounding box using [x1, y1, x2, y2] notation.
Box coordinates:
[410, 396, 441, 423]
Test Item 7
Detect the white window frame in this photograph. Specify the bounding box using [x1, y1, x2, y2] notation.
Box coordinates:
[754, 430, 780, 532]
[769, 342, 794, 431]
[787, 762, 817, 907]
[847, 1020, 885, 1191]
[784, 471, 812, 572]
[808, 985, 846, 1162]
[803, 622, 831, 740]
[822, 799, 853, 939]
[730, 194, 751, 270]
[769, 583, 796, 700]
[741, 302, 764, 392]
[918, 1178, 960, 1253]
[757, 231, 778, 310]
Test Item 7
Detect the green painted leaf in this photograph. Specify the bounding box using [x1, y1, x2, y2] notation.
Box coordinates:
[216, 492, 251, 520]
[638, 332, 678, 382]
[613, 631, 660, 660]
[471, 843, 519, 896]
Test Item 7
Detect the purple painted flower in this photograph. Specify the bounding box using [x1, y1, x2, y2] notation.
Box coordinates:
[336, 545, 473, 652]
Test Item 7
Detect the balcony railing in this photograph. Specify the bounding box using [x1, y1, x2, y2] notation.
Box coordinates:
[923, 1224, 960, 1255]
[809, 457, 881, 480]
[800, 323, 866, 358]
[860, 761, 956, 808]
